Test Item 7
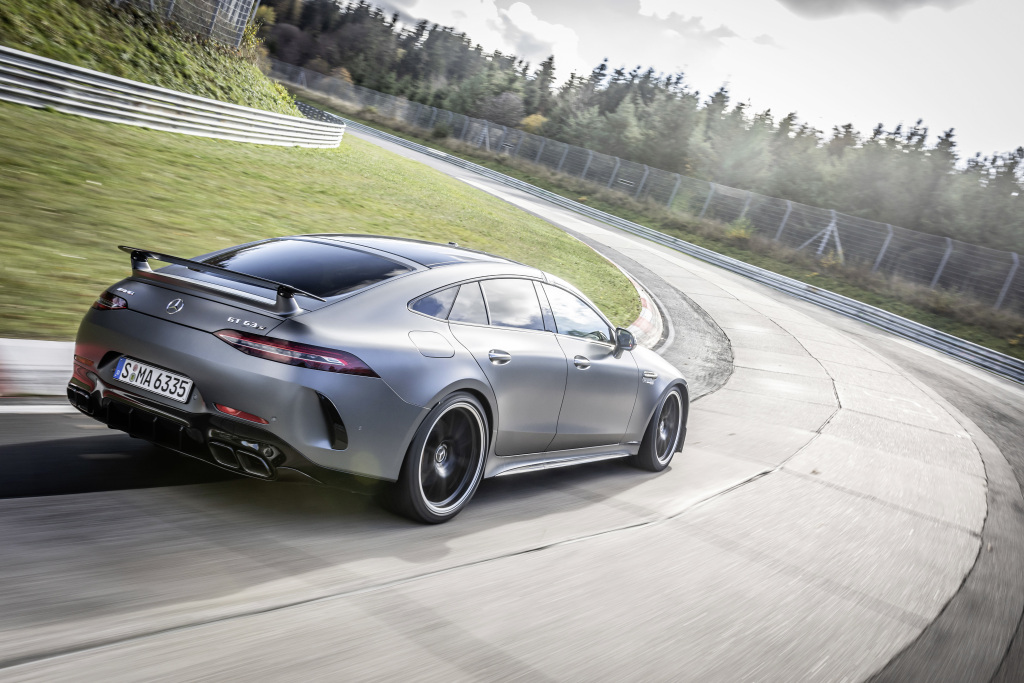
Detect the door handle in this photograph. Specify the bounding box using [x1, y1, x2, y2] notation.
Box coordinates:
[573, 355, 591, 369]
[488, 349, 512, 365]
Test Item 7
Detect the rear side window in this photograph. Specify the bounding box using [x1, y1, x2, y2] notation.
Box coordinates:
[411, 286, 458, 319]
[448, 282, 488, 325]
[481, 279, 544, 331]
[543, 284, 612, 343]
[202, 239, 413, 298]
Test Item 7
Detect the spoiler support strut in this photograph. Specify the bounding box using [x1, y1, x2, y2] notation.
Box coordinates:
[119, 246, 326, 316]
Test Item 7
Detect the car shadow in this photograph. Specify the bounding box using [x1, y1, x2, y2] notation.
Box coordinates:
[0, 443, 677, 642]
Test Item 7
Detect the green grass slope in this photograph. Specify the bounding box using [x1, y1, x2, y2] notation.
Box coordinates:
[0, 102, 638, 339]
[0, 0, 297, 115]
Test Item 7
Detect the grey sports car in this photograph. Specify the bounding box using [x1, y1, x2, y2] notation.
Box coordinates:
[68, 235, 688, 522]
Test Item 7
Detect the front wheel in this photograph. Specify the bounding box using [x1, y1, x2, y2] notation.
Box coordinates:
[389, 392, 488, 524]
[631, 387, 686, 472]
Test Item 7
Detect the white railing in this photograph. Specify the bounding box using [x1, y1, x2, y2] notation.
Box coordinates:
[0, 46, 344, 148]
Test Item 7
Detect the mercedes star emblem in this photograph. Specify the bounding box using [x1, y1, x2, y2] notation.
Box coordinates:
[166, 298, 184, 314]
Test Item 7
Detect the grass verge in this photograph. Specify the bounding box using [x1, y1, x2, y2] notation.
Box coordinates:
[288, 87, 1024, 360]
[0, 102, 638, 339]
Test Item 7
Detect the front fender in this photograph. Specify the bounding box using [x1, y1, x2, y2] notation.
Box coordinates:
[622, 347, 688, 443]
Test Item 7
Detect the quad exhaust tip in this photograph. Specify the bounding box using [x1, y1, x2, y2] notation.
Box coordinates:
[209, 441, 273, 478]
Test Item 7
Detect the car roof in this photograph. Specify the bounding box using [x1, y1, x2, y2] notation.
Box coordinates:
[305, 234, 515, 268]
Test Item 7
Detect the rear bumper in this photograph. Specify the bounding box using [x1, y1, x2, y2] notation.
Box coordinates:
[71, 308, 427, 482]
[67, 381, 328, 483]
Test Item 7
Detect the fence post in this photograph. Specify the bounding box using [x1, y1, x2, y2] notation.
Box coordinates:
[528, 137, 544, 163]
[459, 116, 469, 140]
[165, 0, 176, 19]
[556, 144, 569, 172]
[428, 107, 438, 128]
[634, 166, 650, 199]
[207, 0, 223, 39]
[512, 131, 525, 157]
[930, 237, 954, 289]
[581, 150, 594, 180]
[698, 183, 716, 219]
[738, 191, 753, 220]
[607, 158, 621, 188]
[816, 211, 838, 256]
[872, 225, 894, 273]
[666, 174, 682, 209]
[498, 126, 509, 151]
[775, 200, 793, 241]
[994, 252, 1020, 310]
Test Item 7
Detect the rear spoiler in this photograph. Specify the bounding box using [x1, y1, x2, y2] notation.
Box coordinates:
[119, 246, 325, 316]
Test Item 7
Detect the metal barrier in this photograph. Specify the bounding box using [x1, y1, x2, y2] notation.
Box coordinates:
[272, 58, 1023, 315]
[305, 105, 1024, 384]
[0, 46, 344, 148]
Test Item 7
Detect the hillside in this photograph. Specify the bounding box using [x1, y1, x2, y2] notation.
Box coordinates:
[0, 0, 297, 116]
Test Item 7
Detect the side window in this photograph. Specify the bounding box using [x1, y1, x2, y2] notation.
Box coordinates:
[448, 282, 488, 325]
[481, 279, 544, 331]
[411, 286, 458, 319]
[543, 284, 612, 343]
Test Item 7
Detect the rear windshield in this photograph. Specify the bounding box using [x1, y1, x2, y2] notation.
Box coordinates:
[202, 239, 413, 298]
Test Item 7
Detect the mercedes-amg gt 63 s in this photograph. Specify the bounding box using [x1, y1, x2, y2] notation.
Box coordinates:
[68, 235, 688, 523]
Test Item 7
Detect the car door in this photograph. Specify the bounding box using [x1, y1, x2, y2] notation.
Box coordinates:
[542, 283, 639, 452]
[448, 279, 568, 456]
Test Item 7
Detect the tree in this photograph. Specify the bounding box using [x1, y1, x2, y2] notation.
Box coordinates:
[474, 92, 525, 127]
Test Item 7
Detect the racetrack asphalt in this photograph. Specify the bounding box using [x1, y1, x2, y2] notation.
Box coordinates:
[0, 130, 1022, 680]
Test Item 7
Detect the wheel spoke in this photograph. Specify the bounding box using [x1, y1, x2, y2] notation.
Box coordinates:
[418, 404, 483, 509]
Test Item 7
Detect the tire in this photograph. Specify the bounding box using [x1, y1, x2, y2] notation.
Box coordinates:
[389, 392, 488, 524]
[631, 387, 686, 472]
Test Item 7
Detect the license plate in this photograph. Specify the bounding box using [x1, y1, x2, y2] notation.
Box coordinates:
[113, 357, 194, 403]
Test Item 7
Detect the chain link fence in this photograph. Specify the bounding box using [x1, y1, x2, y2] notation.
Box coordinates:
[270, 58, 1023, 316]
[114, 0, 256, 46]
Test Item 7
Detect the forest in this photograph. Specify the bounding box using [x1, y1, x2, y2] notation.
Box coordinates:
[260, 0, 1024, 253]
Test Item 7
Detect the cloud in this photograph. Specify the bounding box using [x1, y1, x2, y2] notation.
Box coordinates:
[753, 34, 780, 47]
[774, 0, 977, 19]
[388, 1, 586, 76]
[499, 2, 581, 67]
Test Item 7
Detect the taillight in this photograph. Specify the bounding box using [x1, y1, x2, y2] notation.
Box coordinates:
[93, 290, 128, 310]
[214, 404, 269, 424]
[214, 330, 379, 377]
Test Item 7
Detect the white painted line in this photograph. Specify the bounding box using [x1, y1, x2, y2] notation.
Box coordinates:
[0, 404, 78, 414]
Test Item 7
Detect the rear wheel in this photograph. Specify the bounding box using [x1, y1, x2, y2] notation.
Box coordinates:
[390, 392, 488, 524]
[631, 387, 685, 472]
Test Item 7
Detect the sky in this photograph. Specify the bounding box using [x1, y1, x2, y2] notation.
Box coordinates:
[378, 0, 1022, 159]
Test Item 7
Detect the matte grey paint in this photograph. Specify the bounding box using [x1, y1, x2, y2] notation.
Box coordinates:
[72, 236, 688, 486]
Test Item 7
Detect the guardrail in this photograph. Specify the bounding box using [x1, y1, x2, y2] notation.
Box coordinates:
[315, 109, 1024, 384]
[0, 46, 344, 148]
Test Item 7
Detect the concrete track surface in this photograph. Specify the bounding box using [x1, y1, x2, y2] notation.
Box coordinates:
[1, 133, 1023, 681]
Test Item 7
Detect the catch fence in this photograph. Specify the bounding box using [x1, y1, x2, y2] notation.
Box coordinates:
[270, 58, 1023, 316]
[113, 0, 256, 46]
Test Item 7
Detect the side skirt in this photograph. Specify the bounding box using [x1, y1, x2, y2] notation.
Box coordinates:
[490, 451, 632, 477]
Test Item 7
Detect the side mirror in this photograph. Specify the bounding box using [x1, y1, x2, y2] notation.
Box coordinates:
[614, 327, 636, 353]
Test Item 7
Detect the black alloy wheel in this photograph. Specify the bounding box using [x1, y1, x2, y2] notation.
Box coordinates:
[391, 392, 488, 523]
[632, 387, 685, 472]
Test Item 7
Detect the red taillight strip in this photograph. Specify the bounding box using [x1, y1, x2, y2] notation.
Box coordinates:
[214, 404, 269, 424]
[213, 330, 379, 377]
